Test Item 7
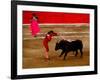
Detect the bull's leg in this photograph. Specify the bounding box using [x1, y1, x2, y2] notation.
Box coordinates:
[63, 52, 68, 60]
[59, 51, 64, 57]
[75, 50, 78, 57]
[80, 49, 83, 57]
[73, 51, 74, 54]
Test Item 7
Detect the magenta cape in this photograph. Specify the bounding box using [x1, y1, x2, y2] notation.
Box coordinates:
[30, 19, 40, 36]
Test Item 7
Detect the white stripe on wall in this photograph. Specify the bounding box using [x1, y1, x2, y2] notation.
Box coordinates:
[23, 35, 89, 40]
[24, 32, 89, 35]
[23, 23, 89, 27]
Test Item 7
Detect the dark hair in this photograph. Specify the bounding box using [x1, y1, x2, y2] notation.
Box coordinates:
[32, 14, 38, 19]
[47, 30, 54, 34]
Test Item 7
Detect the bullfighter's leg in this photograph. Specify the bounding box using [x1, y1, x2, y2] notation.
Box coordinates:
[75, 50, 78, 56]
[59, 51, 64, 57]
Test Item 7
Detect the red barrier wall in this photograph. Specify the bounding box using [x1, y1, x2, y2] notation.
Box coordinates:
[23, 11, 89, 24]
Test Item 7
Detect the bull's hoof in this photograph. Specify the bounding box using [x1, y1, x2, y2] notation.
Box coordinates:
[63, 58, 66, 60]
[75, 55, 77, 56]
[59, 55, 61, 57]
[75, 54, 78, 57]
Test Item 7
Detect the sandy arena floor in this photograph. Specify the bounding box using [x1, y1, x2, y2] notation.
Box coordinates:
[22, 24, 90, 69]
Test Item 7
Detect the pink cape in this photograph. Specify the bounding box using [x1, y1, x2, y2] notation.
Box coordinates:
[30, 19, 40, 36]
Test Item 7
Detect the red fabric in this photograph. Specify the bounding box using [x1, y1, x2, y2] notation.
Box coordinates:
[23, 11, 90, 24]
[43, 33, 57, 52]
[29, 19, 40, 36]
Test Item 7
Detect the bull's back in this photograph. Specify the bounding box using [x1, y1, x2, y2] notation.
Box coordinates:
[72, 40, 83, 49]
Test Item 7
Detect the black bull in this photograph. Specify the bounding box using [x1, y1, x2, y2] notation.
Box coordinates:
[55, 39, 83, 60]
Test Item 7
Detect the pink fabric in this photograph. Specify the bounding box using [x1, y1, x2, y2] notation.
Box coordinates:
[30, 19, 40, 36]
